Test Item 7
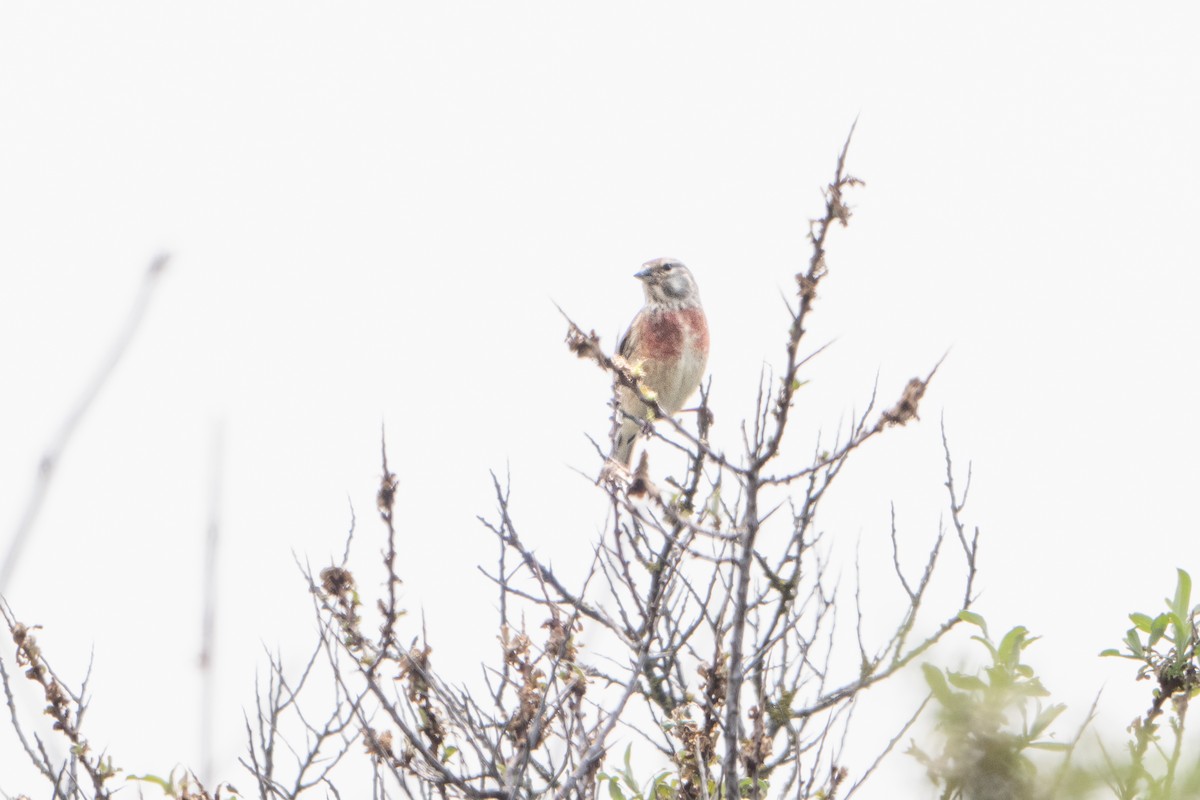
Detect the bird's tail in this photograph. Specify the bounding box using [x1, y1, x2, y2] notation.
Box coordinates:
[610, 419, 639, 466]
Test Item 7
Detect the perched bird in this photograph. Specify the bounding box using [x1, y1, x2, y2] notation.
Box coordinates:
[610, 258, 709, 466]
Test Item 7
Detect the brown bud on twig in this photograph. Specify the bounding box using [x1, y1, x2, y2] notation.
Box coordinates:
[828, 765, 849, 799]
[796, 256, 828, 304]
[565, 322, 604, 362]
[377, 470, 398, 516]
[543, 615, 579, 663]
[397, 645, 433, 701]
[741, 705, 773, 776]
[363, 727, 396, 764]
[878, 377, 928, 429]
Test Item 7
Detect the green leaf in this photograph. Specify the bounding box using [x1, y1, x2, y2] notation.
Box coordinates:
[907, 742, 933, 768]
[128, 774, 176, 796]
[946, 673, 987, 692]
[1013, 676, 1050, 698]
[650, 771, 676, 800]
[739, 777, 770, 794]
[922, 663, 955, 706]
[1149, 613, 1170, 646]
[1169, 571, 1194, 650]
[1099, 648, 1125, 657]
[958, 610, 989, 637]
[608, 777, 628, 800]
[1029, 703, 1067, 738]
[970, 635, 999, 661]
[1125, 628, 1144, 658]
[1173, 569, 1192, 618]
[1027, 741, 1072, 752]
[1130, 612, 1154, 632]
[997, 626, 1029, 668]
[621, 744, 638, 790]
[1161, 613, 1184, 644]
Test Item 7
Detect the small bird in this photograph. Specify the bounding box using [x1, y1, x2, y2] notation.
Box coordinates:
[610, 258, 709, 466]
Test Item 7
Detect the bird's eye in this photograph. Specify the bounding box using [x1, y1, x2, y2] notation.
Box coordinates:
[661, 263, 674, 272]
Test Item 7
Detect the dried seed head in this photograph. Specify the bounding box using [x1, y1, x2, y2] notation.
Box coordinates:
[880, 377, 929, 429]
[320, 566, 355, 598]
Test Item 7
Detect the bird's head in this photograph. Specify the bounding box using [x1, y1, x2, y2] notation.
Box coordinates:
[635, 258, 701, 307]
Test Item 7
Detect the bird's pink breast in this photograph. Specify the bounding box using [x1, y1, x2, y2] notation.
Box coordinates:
[642, 307, 709, 359]
[680, 307, 709, 354]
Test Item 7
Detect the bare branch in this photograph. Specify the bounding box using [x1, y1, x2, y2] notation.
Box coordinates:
[1, 253, 170, 595]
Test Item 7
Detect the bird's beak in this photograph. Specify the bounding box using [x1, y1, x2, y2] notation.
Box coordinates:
[634, 267, 653, 280]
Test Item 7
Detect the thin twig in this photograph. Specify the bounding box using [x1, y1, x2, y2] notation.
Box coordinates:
[1, 253, 170, 595]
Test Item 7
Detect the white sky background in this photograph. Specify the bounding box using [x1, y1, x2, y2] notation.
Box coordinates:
[1, 2, 1198, 796]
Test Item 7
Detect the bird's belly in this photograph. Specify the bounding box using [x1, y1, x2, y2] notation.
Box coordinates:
[655, 346, 707, 414]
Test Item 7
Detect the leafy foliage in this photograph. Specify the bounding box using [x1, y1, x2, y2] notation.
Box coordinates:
[911, 570, 1200, 800]
[909, 614, 1067, 799]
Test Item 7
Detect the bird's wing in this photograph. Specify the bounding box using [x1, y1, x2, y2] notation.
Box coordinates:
[618, 315, 639, 360]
